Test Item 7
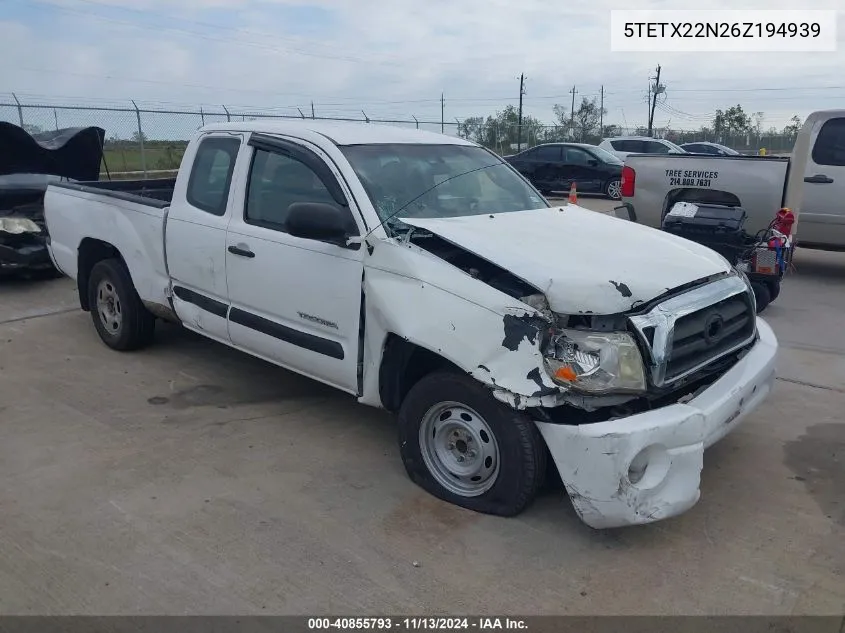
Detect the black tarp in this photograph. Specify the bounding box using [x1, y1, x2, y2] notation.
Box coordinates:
[0, 122, 105, 181]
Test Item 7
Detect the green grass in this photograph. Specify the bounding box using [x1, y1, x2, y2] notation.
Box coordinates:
[102, 144, 187, 175]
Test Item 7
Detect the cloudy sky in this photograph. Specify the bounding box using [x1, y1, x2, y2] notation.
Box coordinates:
[1, 0, 843, 135]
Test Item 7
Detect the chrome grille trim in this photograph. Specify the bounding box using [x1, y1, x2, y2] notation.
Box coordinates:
[628, 275, 757, 387]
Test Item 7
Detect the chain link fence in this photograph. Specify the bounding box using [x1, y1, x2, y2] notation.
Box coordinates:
[1, 96, 797, 178]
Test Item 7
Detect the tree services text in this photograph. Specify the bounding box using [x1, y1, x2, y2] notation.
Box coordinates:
[665, 169, 719, 187]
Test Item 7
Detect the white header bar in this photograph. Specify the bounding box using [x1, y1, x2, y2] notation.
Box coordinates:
[610, 10, 838, 52]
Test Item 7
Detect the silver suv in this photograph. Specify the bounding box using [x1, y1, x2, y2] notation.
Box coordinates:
[599, 136, 686, 161]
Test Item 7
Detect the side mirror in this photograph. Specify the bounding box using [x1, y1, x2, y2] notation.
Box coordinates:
[587, 159, 599, 167]
[286, 202, 355, 246]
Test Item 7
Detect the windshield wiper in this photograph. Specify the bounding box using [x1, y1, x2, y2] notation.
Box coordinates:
[363, 160, 504, 239]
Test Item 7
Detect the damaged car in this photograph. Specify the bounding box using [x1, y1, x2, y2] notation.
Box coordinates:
[42, 120, 778, 529]
[0, 122, 105, 276]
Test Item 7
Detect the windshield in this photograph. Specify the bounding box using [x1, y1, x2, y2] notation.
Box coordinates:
[340, 144, 549, 225]
[589, 146, 623, 164]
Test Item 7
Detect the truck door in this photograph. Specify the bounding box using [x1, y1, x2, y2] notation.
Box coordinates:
[165, 132, 243, 343]
[224, 134, 365, 395]
[801, 116, 845, 247]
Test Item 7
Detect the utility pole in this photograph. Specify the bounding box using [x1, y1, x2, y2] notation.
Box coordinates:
[441, 93, 445, 134]
[569, 85, 578, 140]
[648, 64, 663, 137]
[311, 101, 315, 119]
[517, 74, 525, 151]
[599, 85, 604, 135]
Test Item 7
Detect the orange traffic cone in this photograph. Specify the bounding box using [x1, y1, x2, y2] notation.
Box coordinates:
[568, 182, 578, 204]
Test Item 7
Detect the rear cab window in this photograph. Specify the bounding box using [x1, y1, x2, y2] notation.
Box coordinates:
[186, 136, 241, 216]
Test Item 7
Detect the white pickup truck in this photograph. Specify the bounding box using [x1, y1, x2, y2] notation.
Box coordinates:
[616, 110, 845, 251]
[44, 120, 778, 529]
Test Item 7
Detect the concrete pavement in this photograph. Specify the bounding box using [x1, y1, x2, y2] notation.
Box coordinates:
[0, 198, 842, 615]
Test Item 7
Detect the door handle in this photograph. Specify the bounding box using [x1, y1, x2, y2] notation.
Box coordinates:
[804, 174, 834, 184]
[228, 244, 255, 258]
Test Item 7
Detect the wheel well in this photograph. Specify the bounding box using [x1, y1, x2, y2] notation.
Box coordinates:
[77, 238, 125, 311]
[378, 334, 461, 412]
[662, 188, 741, 222]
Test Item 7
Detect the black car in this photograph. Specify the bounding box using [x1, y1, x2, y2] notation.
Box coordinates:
[504, 143, 623, 200]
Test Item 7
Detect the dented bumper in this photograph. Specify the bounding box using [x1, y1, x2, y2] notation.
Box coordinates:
[535, 317, 778, 529]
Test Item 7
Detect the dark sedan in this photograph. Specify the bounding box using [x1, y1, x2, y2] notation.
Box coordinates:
[504, 143, 623, 200]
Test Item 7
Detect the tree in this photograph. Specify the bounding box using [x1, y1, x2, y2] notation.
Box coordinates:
[712, 105, 751, 140]
[471, 105, 544, 153]
[22, 124, 44, 135]
[572, 97, 606, 143]
[457, 116, 485, 143]
[751, 111, 765, 139]
[131, 130, 149, 144]
[783, 115, 803, 138]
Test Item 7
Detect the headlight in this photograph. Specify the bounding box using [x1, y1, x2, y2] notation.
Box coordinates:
[543, 328, 646, 394]
[0, 217, 41, 235]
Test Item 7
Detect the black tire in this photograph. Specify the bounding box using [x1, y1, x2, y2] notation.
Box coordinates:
[605, 179, 622, 200]
[87, 258, 155, 351]
[767, 280, 781, 302]
[751, 281, 771, 314]
[397, 371, 547, 517]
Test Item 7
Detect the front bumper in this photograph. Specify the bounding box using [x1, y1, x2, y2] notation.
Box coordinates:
[0, 237, 52, 272]
[536, 317, 778, 529]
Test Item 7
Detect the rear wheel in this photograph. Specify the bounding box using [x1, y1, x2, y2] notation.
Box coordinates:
[397, 371, 546, 517]
[767, 280, 781, 301]
[87, 259, 155, 350]
[605, 179, 622, 200]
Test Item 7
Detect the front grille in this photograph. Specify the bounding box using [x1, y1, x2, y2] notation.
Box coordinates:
[665, 292, 755, 382]
[628, 275, 757, 388]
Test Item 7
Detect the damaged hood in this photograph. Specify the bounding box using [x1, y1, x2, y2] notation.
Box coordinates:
[399, 205, 732, 315]
[0, 122, 105, 182]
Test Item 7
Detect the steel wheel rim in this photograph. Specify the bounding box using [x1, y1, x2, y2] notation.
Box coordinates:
[418, 401, 500, 497]
[96, 279, 123, 336]
[607, 180, 621, 199]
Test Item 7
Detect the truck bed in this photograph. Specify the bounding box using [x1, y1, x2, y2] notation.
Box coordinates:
[50, 178, 176, 207]
[620, 154, 790, 235]
[44, 179, 173, 312]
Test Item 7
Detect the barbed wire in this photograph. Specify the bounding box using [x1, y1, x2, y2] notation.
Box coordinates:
[1, 94, 798, 176]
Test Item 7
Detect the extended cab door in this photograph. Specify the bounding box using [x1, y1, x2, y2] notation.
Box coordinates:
[224, 134, 364, 394]
[165, 132, 243, 343]
[800, 116, 845, 247]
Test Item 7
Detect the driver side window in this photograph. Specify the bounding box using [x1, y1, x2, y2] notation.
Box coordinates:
[646, 141, 672, 154]
[564, 148, 591, 165]
[245, 148, 341, 232]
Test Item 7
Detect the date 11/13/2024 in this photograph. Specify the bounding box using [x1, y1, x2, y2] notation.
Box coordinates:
[307, 618, 528, 630]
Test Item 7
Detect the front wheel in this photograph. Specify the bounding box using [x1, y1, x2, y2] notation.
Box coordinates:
[605, 179, 622, 200]
[87, 258, 156, 351]
[397, 371, 547, 517]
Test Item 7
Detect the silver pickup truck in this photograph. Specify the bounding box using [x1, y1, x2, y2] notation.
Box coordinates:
[616, 109, 845, 251]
